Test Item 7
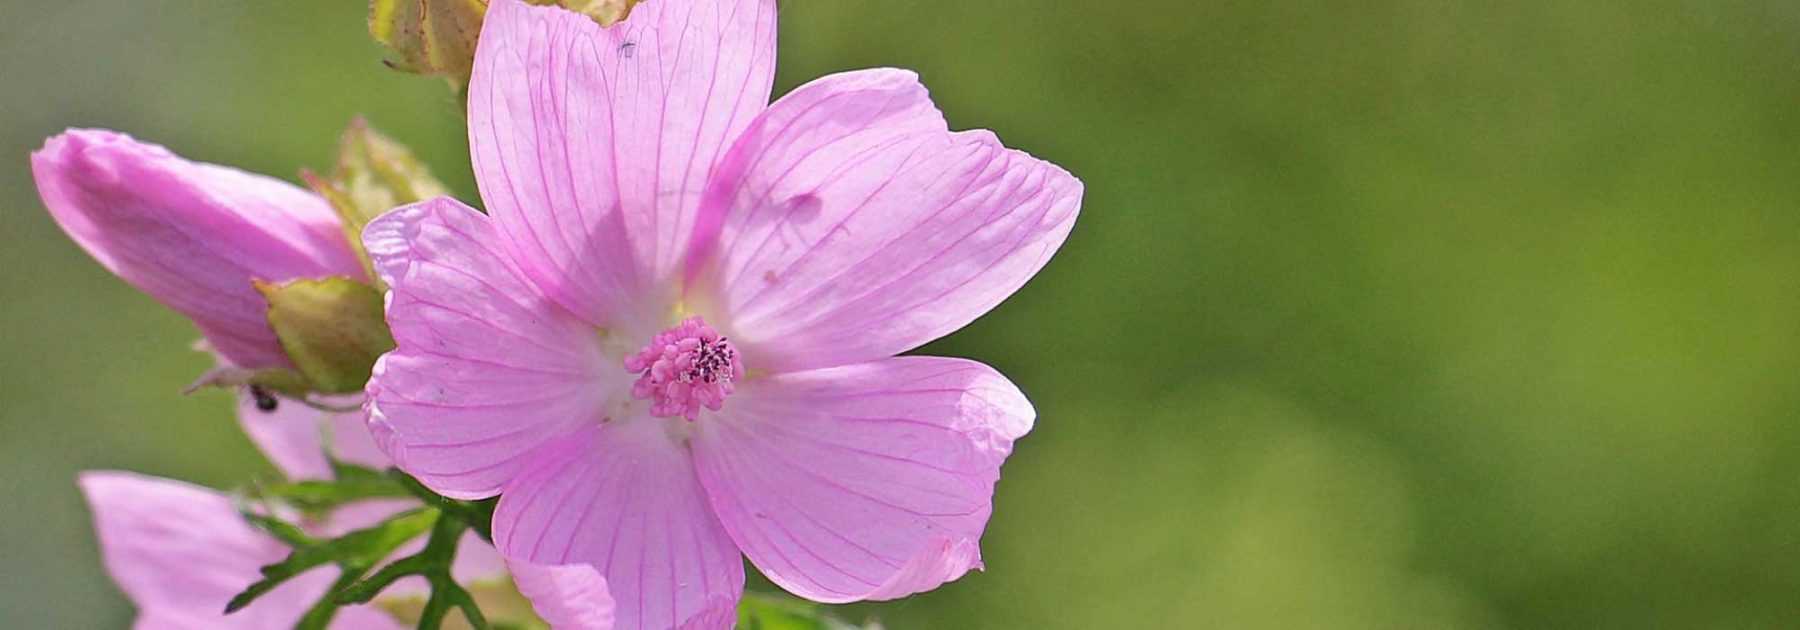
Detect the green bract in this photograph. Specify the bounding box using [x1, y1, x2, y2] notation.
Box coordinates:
[303, 118, 450, 288]
[370, 0, 642, 88]
[257, 277, 396, 395]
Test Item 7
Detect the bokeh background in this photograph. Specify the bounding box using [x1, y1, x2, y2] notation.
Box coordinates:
[4, 1, 1799, 627]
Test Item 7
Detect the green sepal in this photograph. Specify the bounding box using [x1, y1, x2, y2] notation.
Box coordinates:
[302, 118, 449, 288]
[256, 277, 395, 394]
[539, 0, 644, 24]
[182, 365, 313, 399]
[369, 0, 644, 89]
[369, 0, 487, 88]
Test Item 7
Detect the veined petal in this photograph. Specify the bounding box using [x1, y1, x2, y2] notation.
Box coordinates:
[31, 129, 363, 368]
[689, 69, 1083, 372]
[469, 0, 778, 334]
[507, 559, 616, 630]
[77, 471, 402, 630]
[690, 357, 1033, 603]
[363, 197, 612, 500]
[493, 424, 744, 630]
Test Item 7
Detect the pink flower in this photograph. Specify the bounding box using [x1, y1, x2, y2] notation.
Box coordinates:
[362, 0, 1082, 627]
[82, 375, 615, 627]
[31, 129, 365, 369]
[79, 471, 613, 629]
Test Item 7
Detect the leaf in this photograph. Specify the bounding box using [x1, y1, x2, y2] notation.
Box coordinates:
[302, 118, 450, 287]
[334, 514, 491, 629]
[225, 509, 437, 614]
[252, 477, 411, 513]
[256, 277, 395, 394]
[394, 471, 497, 543]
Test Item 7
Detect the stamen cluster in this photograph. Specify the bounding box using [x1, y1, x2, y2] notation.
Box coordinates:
[624, 316, 743, 420]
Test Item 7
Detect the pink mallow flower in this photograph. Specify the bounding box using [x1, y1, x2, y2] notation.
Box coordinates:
[34, 130, 611, 627]
[31, 129, 365, 369]
[78, 341, 613, 629]
[79, 471, 613, 630]
[361, 0, 1083, 628]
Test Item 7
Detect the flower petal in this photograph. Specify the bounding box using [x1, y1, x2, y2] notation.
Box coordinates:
[493, 423, 744, 630]
[507, 559, 616, 630]
[236, 393, 390, 481]
[77, 471, 399, 629]
[469, 0, 778, 334]
[690, 357, 1034, 603]
[688, 69, 1083, 372]
[363, 197, 612, 500]
[31, 129, 363, 368]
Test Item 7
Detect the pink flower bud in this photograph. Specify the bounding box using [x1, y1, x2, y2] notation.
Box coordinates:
[31, 129, 364, 369]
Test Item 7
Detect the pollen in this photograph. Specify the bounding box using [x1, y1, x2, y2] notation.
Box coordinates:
[624, 316, 743, 420]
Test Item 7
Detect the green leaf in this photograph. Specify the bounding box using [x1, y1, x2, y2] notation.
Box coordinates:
[225, 509, 437, 614]
[253, 477, 411, 513]
[394, 471, 497, 543]
[256, 277, 395, 394]
[302, 118, 450, 287]
[335, 514, 490, 629]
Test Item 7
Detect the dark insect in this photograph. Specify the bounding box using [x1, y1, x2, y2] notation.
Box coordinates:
[620, 41, 636, 58]
[249, 385, 279, 412]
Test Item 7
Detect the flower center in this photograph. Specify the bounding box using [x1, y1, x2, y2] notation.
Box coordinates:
[623, 316, 743, 420]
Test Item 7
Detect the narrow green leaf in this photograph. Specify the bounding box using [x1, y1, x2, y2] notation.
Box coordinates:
[296, 567, 368, 630]
[225, 509, 437, 614]
[235, 508, 315, 548]
[255, 477, 411, 513]
[394, 471, 496, 542]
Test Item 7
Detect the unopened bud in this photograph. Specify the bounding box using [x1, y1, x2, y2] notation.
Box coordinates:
[371, 0, 642, 88]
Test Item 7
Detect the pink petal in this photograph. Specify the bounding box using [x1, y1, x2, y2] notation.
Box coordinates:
[468, 0, 778, 334]
[31, 129, 363, 369]
[493, 423, 744, 630]
[688, 69, 1083, 372]
[689, 357, 1034, 603]
[363, 197, 612, 500]
[507, 559, 616, 630]
[236, 393, 390, 481]
[77, 471, 401, 630]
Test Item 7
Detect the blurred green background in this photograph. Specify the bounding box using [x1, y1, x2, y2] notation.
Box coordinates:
[4, 1, 1799, 627]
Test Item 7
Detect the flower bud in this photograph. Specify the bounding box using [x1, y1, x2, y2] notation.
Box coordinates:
[31, 130, 365, 370]
[369, 0, 487, 89]
[370, 0, 642, 88]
